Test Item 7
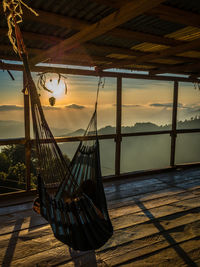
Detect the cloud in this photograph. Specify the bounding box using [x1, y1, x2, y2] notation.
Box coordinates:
[186, 104, 200, 113]
[149, 102, 200, 114]
[65, 104, 85, 110]
[113, 104, 142, 108]
[150, 103, 184, 108]
[0, 105, 23, 111]
[42, 106, 61, 110]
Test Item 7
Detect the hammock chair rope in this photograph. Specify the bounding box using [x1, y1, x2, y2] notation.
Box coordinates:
[3, 3, 113, 251]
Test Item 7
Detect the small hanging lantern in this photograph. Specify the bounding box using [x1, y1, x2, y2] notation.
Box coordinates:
[49, 96, 56, 106]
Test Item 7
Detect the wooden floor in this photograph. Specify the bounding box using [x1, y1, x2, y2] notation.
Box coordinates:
[0, 167, 200, 267]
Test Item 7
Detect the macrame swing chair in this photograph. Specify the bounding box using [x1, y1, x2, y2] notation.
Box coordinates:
[3, 0, 113, 251]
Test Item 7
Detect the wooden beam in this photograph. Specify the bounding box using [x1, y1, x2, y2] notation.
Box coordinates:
[170, 81, 178, 167]
[149, 4, 200, 28]
[23, 72, 31, 191]
[1, 62, 200, 83]
[115, 76, 122, 176]
[2, 40, 199, 72]
[30, 0, 166, 65]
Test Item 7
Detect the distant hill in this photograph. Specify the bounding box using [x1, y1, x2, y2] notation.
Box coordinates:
[0, 120, 71, 139]
[0, 117, 199, 177]
[0, 120, 24, 139]
[1, 117, 199, 139]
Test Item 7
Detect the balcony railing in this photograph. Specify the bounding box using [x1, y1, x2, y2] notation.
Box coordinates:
[0, 69, 200, 194]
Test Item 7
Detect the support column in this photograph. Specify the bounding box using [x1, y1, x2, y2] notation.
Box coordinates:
[115, 76, 122, 176]
[23, 71, 31, 191]
[170, 81, 178, 167]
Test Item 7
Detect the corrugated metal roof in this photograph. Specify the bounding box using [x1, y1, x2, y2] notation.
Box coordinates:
[0, 0, 200, 75]
[29, 0, 115, 23]
[91, 35, 141, 49]
[121, 14, 184, 36]
[165, 0, 200, 14]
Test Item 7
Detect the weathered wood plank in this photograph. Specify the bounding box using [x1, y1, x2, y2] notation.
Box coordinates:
[1, 194, 200, 265]
[0, 184, 195, 236]
[0, 184, 198, 236]
[6, 210, 200, 267]
[0, 168, 199, 267]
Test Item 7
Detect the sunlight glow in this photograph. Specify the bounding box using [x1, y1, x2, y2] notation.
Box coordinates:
[46, 78, 66, 99]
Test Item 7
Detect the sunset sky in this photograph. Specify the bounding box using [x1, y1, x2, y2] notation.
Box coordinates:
[0, 67, 200, 133]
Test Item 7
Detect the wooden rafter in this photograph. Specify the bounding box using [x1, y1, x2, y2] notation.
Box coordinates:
[30, 0, 166, 65]
[1, 40, 199, 74]
[148, 4, 200, 28]
[1, 62, 200, 83]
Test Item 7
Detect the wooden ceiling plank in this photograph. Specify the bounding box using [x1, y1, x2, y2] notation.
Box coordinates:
[30, 0, 166, 65]
[148, 4, 200, 28]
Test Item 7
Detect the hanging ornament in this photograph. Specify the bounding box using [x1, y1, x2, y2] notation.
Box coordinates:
[49, 96, 56, 106]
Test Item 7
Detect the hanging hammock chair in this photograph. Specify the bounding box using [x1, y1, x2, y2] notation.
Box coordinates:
[23, 55, 113, 251]
[3, 0, 113, 251]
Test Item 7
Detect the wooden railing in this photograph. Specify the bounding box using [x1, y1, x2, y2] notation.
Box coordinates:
[0, 69, 200, 193]
[0, 127, 200, 192]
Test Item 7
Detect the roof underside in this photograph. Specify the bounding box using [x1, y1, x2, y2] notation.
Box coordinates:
[1, 0, 200, 77]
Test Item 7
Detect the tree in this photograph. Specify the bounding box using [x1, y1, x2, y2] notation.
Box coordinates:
[7, 162, 26, 184]
[0, 152, 10, 172]
[0, 144, 71, 193]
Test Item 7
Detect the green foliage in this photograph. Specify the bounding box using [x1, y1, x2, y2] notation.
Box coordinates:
[2, 145, 25, 165]
[0, 171, 7, 180]
[7, 162, 26, 184]
[0, 152, 10, 172]
[0, 144, 71, 193]
[0, 145, 37, 193]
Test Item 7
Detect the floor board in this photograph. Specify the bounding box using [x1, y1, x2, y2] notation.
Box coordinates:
[0, 167, 200, 266]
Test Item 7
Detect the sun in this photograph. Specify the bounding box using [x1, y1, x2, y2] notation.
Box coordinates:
[46, 78, 66, 99]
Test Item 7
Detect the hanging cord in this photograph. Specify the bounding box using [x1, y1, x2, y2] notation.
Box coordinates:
[193, 81, 200, 90]
[95, 76, 105, 111]
[84, 76, 105, 137]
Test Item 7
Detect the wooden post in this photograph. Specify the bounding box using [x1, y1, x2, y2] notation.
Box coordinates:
[170, 81, 178, 167]
[115, 76, 122, 176]
[23, 71, 31, 191]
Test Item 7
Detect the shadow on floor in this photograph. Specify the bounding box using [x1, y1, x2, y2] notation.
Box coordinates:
[136, 200, 198, 267]
[69, 247, 97, 267]
[2, 218, 24, 267]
